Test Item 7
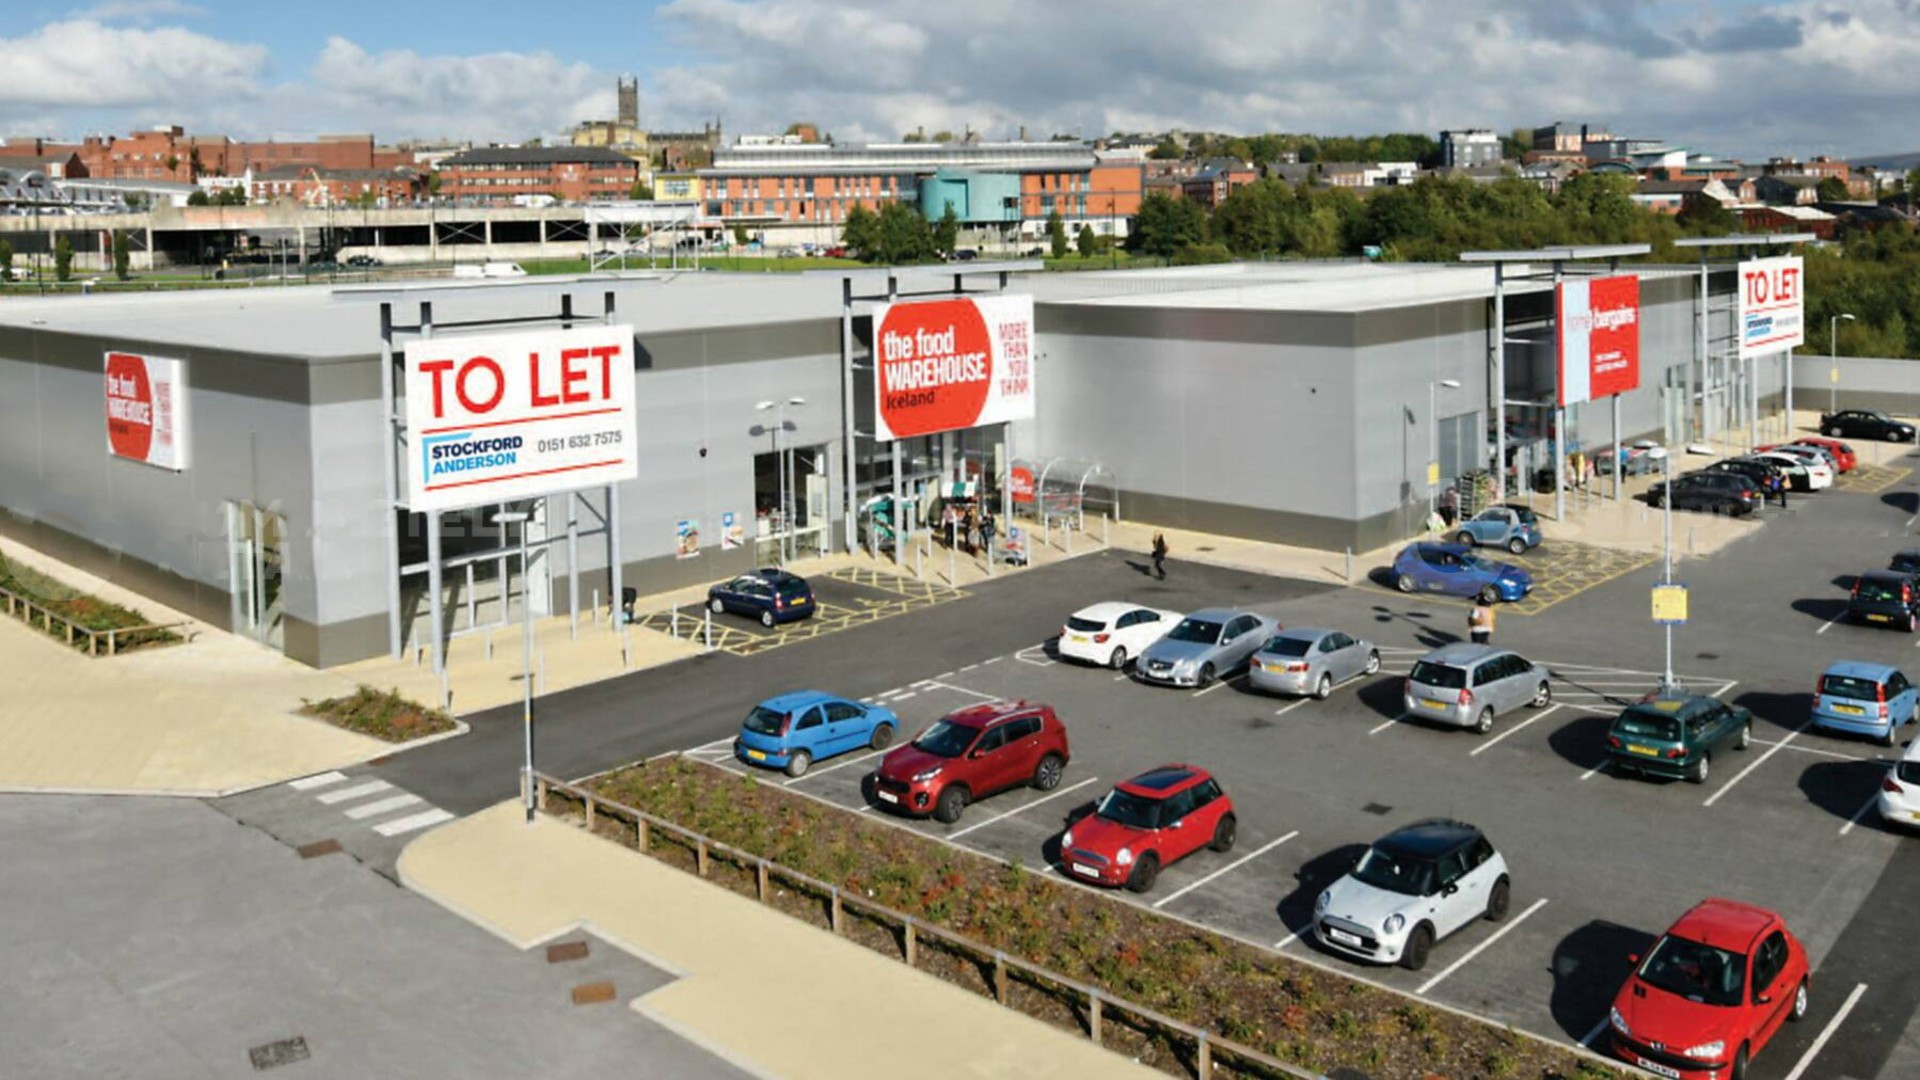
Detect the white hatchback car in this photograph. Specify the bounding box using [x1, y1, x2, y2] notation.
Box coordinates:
[1058, 602, 1181, 669]
[1314, 819, 1512, 970]
[1752, 450, 1832, 490]
[1878, 738, 1920, 830]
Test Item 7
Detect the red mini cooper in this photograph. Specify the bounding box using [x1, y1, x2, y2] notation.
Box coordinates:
[1060, 765, 1237, 893]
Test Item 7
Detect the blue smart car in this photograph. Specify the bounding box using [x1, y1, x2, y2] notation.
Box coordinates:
[1812, 661, 1918, 747]
[1452, 505, 1543, 556]
[735, 690, 899, 777]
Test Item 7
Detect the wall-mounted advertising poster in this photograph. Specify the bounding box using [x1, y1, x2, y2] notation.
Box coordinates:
[676, 519, 700, 559]
[1556, 275, 1641, 407]
[872, 295, 1034, 441]
[104, 351, 189, 470]
[721, 512, 743, 551]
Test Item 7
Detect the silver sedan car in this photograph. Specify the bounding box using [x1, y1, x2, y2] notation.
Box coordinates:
[1135, 608, 1273, 688]
[1249, 628, 1380, 699]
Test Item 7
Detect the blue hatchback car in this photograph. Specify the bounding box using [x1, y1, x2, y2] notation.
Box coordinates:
[1812, 661, 1918, 747]
[1451, 506, 1542, 556]
[1391, 542, 1532, 603]
[735, 690, 899, 777]
[708, 569, 815, 628]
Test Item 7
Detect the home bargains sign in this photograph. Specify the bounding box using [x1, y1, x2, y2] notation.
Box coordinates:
[1556, 275, 1641, 407]
[104, 351, 189, 470]
[404, 324, 638, 512]
[1736, 255, 1805, 361]
[872, 295, 1035, 442]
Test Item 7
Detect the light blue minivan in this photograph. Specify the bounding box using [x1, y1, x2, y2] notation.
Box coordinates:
[1812, 661, 1918, 746]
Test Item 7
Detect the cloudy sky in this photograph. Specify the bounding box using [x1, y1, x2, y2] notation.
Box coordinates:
[1, 0, 1913, 160]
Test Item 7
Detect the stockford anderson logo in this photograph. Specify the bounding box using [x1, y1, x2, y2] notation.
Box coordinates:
[422, 431, 523, 485]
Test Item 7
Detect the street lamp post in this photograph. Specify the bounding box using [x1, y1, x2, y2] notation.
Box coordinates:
[1429, 379, 1463, 521]
[1829, 313, 1855, 415]
[756, 398, 806, 563]
[1660, 451, 1675, 692]
[494, 509, 536, 824]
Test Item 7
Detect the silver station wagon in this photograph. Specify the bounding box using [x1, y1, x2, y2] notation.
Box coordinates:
[1402, 643, 1551, 733]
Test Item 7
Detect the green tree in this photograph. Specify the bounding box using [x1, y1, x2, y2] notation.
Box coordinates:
[53, 236, 72, 282]
[1906, 166, 1920, 195]
[187, 189, 211, 207]
[732, 223, 750, 247]
[112, 230, 130, 281]
[842, 204, 882, 261]
[1171, 242, 1234, 265]
[875, 202, 935, 263]
[1149, 135, 1183, 160]
[1076, 224, 1097, 257]
[1128, 192, 1207, 258]
[0, 239, 12, 283]
[1047, 210, 1068, 257]
[425, 172, 444, 197]
[1816, 176, 1849, 203]
[629, 180, 654, 200]
[931, 130, 955, 143]
[933, 202, 960, 255]
[217, 186, 248, 206]
[1676, 197, 1738, 236]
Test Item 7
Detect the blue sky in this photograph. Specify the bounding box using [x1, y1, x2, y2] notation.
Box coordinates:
[2, 0, 1915, 160]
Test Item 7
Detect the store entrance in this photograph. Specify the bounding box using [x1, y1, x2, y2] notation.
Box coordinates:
[754, 443, 829, 564]
[228, 500, 286, 649]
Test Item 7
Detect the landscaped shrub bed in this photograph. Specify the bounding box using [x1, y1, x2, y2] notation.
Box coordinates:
[569, 757, 1624, 1080]
[0, 554, 180, 653]
[299, 686, 457, 742]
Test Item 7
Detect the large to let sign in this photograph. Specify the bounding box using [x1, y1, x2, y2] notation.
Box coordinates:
[1556, 275, 1641, 407]
[104, 351, 190, 470]
[404, 324, 638, 512]
[1736, 255, 1804, 361]
[872, 295, 1035, 442]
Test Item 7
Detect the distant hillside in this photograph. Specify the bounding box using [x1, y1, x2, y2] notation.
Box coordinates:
[1855, 151, 1920, 171]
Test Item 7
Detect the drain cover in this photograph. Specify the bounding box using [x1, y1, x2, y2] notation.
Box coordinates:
[294, 839, 340, 860]
[1362, 802, 1393, 816]
[249, 1037, 310, 1071]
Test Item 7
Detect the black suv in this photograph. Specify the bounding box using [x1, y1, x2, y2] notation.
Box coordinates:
[1893, 549, 1920, 575]
[1648, 472, 1758, 515]
[1849, 569, 1920, 632]
[1698, 457, 1787, 497]
[1821, 409, 1917, 443]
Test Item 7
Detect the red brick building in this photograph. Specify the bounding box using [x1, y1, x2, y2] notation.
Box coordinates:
[437, 146, 641, 205]
[1180, 159, 1257, 208]
[248, 165, 421, 206]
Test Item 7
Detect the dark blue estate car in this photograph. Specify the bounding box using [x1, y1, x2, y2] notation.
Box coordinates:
[707, 569, 815, 627]
[1391, 542, 1532, 603]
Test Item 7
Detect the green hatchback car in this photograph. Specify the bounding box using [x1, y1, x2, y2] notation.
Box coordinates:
[1606, 693, 1753, 783]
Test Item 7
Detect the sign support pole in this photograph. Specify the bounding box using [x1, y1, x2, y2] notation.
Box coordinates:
[840, 277, 857, 555]
[1611, 393, 1621, 503]
[427, 511, 444, 673]
[380, 302, 403, 659]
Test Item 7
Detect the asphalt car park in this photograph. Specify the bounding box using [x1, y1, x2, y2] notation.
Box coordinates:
[387, 443, 1920, 1080]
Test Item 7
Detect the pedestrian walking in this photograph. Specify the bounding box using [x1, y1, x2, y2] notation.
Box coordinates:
[979, 507, 996, 558]
[1150, 532, 1168, 580]
[1439, 486, 1459, 528]
[1468, 600, 1495, 645]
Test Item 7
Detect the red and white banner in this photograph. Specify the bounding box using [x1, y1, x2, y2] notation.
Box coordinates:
[872, 295, 1034, 442]
[404, 324, 638, 512]
[104, 351, 190, 470]
[1556, 275, 1640, 407]
[1737, 256, 1804, 361]
[1009, 465, 1036, 504]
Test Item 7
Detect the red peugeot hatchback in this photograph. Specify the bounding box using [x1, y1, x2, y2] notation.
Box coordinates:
[1608, 898, 1809, 1080]
[869, 701, 1070, 823]
[1060, 765, 1236, 892]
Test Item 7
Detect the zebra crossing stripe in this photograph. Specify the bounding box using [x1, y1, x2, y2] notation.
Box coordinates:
[344, 793, 423, 820]
[373, 808, 455, 836]
[316, 780, 391, 805]
[289, 771, 349, 791]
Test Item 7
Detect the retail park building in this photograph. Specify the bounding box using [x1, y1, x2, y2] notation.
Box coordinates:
[0, 256, 1843, 668]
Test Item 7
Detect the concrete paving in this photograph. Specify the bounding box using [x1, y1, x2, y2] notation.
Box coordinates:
[399, 800, 1165, 1080]
[0, 793, 748, 1080]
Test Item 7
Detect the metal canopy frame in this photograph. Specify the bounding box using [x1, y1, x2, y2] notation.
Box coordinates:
[1672, 234, 1817, 449]
[1459, 245, 1652, 520]
[360, 282, 628, 673]
[815, 261, 1044, 564]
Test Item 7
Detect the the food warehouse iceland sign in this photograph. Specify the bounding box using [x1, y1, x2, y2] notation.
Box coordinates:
[872, 295, 1035, 441]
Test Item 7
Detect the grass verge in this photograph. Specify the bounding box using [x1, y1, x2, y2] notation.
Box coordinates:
[563, 757, 1622, 1080]
[0, 554, 180, 654]
[300, 686, 457, 743]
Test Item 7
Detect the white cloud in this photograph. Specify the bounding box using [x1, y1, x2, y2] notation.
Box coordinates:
[64, 1, 206, 23]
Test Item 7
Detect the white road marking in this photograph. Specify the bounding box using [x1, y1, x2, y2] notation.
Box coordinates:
[1782, 982, 1868, 1080]
[947, 778, 1099, 838]
[373, 807, 455, 836]
[1112, 672, 1130, 681]
[982, 656, 1003, 665]
[936, 671, 955, 679]
[1272, 699, 1311, 718]
[1274, 930, 1302, 949]
[1578, 1017, 1609, 1047]
[315, 780, 391, 805]
[1817, 613, 1845, 635]
[1151, 831, 1299, 909]
[890, 691, 917, 702]
[343, 793, 423, 820]
[1415, 897, 1549, 995]
[1713, 679, 1739, 699]
[960, 663, 980, 672]
[1704, 721, 1811, 807]
[784, 747, 887, 785]
[1839, 793, 1882, 836]
[1755, 737, 1872, 762]
[1193, 675, 1243, 697]
[1580, 758, 1610, 781]
[689, 736, 735, 751]
[913, 679, 940, 688]
[1470, 704, 1565, 757]
[930, 682, 1002, 701]
[1370, 713, 1409, 735]
[288, 771, 348, 791]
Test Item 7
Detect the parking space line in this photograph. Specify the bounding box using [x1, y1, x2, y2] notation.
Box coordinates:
[1272, 699, 1311, 718]
[1703, 721, 1811, 807]
[890, 691, 917, 702]
[1150, 831, 1299, 909]
[1193, 675, 1245, 697]
[1112, 672, 1130, 681]
[1414, 897, 1549, 995]
[1273, 930, 1302, 949]
[1578, 1017, 1608, 1048]
[1369, 713, 1409, 735]
[1839, 793, 1882, 836]
[1781, 982, 1868, 1080]
[947, 777, 1099, 839]
[960, 663, 980, 672]
[930, 681, 1002, 701]
[784, 748, 888, 785]
[982, 656, 1003, 665]
[1580, 758, 1609, 780]
[1469, 704, 1565, 757]
[1756, 737, 1873, 762]
[1817, 613, 1845, 635]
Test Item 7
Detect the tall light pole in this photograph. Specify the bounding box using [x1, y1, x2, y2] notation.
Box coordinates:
[494, 509, 536, 824]
[1429, 379, 1462, 520]
[1829, 313, 1855, 415]
[756, 397, 806, 563]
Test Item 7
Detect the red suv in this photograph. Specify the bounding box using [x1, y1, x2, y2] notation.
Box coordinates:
[1608, 898, 1810, 1079]
[870, 702, 1069, 823]
[1061, 765, 1237, 892]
